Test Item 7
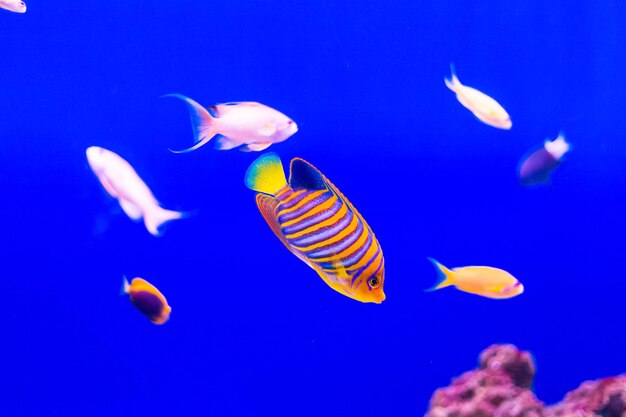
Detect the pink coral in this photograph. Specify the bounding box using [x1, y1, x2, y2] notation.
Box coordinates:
[426, 345, 625, 417]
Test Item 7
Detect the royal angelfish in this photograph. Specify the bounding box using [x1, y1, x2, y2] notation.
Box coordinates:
[245, 153, 385, 303]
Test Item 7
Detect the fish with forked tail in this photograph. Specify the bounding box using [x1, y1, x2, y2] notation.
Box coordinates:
[165, 94, 298, 153]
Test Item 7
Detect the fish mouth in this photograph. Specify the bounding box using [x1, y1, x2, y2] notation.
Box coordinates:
[373, 292, 386, 304]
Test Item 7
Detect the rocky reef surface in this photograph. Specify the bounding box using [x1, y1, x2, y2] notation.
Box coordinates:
[426, 344, 625, 417]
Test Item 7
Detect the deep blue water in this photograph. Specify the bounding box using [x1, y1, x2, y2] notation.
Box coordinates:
[2, 1, 626, 416]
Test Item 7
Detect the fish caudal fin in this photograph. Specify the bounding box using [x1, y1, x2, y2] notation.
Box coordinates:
[545, 131, 570, 159]
[444, 63, 460, 92]
[164, 94, 217, 153]
[245, 152, 288, 196]
[120, 276, 130, 295]
[426, 257, 455, 291]
[144, 207, 184, 236]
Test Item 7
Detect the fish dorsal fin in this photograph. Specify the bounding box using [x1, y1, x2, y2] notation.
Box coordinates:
[289, 158, 376, 236]
[213, 102, 262, 117]
[288, 158, 328, 191]
[255, 194, 310, 265]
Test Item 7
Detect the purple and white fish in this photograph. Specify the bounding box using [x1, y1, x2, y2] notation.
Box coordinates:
[518, 132, 570, 185]
[165, 94, 298, 153]
[0, 0, 26, 13]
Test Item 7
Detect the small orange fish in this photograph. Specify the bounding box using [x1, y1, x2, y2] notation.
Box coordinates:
[427, 258, 524, 299]
[121, 277, 171, 324]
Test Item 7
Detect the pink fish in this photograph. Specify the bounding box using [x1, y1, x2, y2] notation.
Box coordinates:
[0, 0, 26, 13]
[165, 94, 298, 153]
[86, 146, 185, 236]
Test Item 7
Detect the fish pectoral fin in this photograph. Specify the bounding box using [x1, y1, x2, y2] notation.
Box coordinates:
[99, 177, 118, 198]
[119, 199, 143, 220]
[258, 122, 277, 137]
[288, 158, 328, 191]
[214, 135, 240, 150]
[486, 284, 506, 293]
[240, 143, 273, 152]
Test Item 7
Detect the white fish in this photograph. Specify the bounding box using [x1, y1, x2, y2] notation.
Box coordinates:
[165, 94, 298, 153]
[0, 0, 26, 13]
[86, 146, 184, 236]
[444, 64, 512, 129]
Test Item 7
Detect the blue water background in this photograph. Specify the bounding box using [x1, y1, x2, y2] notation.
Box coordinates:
[1, 1, 625, 416]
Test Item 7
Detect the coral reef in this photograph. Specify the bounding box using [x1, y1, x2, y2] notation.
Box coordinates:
[426, 344, 625, 417]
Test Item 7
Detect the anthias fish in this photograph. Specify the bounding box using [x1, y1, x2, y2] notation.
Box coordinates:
[165, 94, 298, 153]
[245, 153, 385, 303]
[427, 258, 523, 299]
[519, 132, 570, 185]
[86, 146, 184, 236]
[0, 0, 26, 13]
[445, 64, 512, 129]
[122, 277, 171, 325]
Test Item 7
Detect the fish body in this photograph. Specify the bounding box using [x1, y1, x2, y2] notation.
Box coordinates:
[122, 277, 171, 324]
[445, 64, 512, 129]
[245, 153, 385, 303]
[519, 132, 570, 185]
[0, 0, 26, 13]
[86, 146, 184, 236]
[427, 258, 523, 299]
[166, 94, 298, 153]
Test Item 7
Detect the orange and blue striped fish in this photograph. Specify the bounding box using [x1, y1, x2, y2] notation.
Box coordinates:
[121, 276, 172, 324]
[245, 153, 385, 303]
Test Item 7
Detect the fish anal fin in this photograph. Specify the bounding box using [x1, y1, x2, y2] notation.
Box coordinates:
[214, 135, 240, 150]
[240, 143, 273, 152]
[288, 158, 328, 191]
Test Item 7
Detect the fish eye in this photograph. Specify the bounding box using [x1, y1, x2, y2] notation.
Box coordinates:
[368, 276, 381, 289]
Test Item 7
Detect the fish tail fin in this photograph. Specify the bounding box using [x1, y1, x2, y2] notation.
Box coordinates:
[245, 152, 288, 196]
[120, 276, 130, 295]
[163, 94, 217, 153]
[144, 207, 184, 236]
[545, 131, 571, 159]
[444, 63, 460, 92]
[425, 257, 455, 291]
